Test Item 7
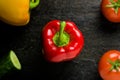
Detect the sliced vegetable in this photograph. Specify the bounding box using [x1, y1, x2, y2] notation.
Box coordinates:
[0, 50, 21, 78]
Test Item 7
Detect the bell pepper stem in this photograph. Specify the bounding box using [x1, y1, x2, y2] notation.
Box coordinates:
[59, 21, 66, 45]
[30, 0, 40, 9]
[53, 21, 70, 47]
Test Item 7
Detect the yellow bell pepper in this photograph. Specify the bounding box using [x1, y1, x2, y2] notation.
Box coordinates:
[0, 0, 40, 26]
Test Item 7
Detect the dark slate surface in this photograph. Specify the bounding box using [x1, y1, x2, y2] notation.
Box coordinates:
[1, 0, 120, 80]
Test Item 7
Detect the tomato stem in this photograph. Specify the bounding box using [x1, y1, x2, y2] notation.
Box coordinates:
[106, 0, 120, 14]
[108, 59, 120, 71]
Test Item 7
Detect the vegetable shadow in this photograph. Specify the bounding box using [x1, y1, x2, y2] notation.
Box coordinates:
[98, 12, 120, 33]
[0, 21, 28, 58]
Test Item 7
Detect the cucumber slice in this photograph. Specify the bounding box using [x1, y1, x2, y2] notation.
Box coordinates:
[10, 50, 21, 70]
[0, 50, 21, 78]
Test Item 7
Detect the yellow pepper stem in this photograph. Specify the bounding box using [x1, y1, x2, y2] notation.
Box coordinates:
[30, 0, 40, 9]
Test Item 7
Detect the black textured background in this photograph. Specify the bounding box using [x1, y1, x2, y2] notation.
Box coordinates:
[1, 0, 120, 80]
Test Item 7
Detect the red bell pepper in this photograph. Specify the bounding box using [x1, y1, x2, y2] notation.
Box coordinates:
[42, 20, 84, 62]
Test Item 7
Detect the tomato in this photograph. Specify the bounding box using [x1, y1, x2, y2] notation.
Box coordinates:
[101, 0, 120, 22]
[98, 50, 120, 80]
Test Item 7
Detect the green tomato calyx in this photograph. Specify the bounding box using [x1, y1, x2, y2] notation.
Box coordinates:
[106, 0, 120, 14]
[108, 59, 120, 71]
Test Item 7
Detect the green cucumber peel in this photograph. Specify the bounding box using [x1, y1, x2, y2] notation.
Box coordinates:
[0, 50, 21, 77]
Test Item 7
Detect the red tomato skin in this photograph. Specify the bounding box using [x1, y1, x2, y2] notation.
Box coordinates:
[98, 50, 120, 80]
[101, 0, 120, 23]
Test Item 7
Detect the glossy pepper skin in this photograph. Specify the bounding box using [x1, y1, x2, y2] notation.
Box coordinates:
[42, 20, 84, 62]
[0, 0, 40, 26]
